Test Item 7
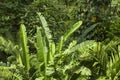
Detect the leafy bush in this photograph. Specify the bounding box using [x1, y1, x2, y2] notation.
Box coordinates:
[0, 13, 83, 79]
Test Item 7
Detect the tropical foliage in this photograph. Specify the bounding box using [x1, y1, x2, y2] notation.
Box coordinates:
[0, 0, 120, 80]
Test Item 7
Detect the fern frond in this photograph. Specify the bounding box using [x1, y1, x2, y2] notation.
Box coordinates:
[37, 12, 55, 63]
[0, 37, 22, 64]
[12, 73, 22, 80]
[70, 40, 96, 53]
[63, 21, 82, 41]
[0, 65, 16, 79]
[81, 23, 100, 39]
[56, 21, 82, 54]
[37, 12, 52, 43]
[36, 14, 49, 79]
[55, 40, 77, 58]
[20, 24, 30, 71]
[36, 27, 45, 62]
[0, 36, 15, 54]
[107, 45, 120, 79]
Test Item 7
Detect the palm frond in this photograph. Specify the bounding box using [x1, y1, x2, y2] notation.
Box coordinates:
[0, 65, 16, 79]
[107, 45, 120, 79]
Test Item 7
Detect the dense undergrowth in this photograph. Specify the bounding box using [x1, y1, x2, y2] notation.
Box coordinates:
[0, 0, 120, 80]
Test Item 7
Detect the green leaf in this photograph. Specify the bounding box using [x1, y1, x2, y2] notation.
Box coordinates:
[63, 21, 82, 41]
[81, 23, 100, 39]
[76, 66, 91, 76]
[37, 12, 52, 42]
[49, 42, 55, 61]
[70, 40, 96, 53]
[57, 36, 64, 54]
[20, 24, 30, 71]
[36, 27, 45, 62]
[56, 21, 82, 55]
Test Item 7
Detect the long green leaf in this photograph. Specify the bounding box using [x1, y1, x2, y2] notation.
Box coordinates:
[81, 23, 100, 38]
[57, 36, 64, 54]
[63, 21, 82, 41]
[37, 12, 54, 64]
[36, 27, 45, 62]
[36, 27, 48, 80]
[56, 21, 82, 54]
[37, 12, 52, 42]
[20, 24, 30, 71]
[48, 42, 55, 62]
